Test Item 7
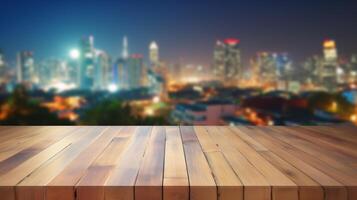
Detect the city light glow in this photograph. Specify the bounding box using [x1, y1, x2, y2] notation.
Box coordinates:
[69, 49, 80, 59]
[351, 114, 357, 122]
[108, 84, 118, 93]
[152, 96, 160, 103]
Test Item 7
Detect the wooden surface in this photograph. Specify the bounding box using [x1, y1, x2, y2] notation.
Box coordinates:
[0, 126, 356, 200]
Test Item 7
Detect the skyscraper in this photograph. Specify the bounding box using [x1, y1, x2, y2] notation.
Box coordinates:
[149, 41, 159, 66]
[122, 36, 129, 59]
[127, 54, 145, 89]
[213, 38, 242, 83]
[323, 39, 338, 62]
[301, 55, 324, 85]
[38, 59, 64, 86]
[115, 36, 130, 90]
[16, 51, 35, 84]
[0, 50, 7, 84]
[94, 50, 112, 90]
[253, 52, 293, 88]
[0, 50, 5, 68]
[79, 36, 95, 90]
[321, 39, 338, 90]
[350, 54, 357, 82]
[213, 40, 225, 79]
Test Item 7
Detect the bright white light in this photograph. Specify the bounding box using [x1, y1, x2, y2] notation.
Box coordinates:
[152, 96, 160, 103]
[43, 82, 76, 93]
[336, 67, 344, 75]
[108, 84, 118, 93]
[69, 49, 80, 59]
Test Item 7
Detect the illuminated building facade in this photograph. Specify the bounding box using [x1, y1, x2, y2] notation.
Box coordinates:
[94, 50, 112, 90]
[127, 54, 145, 89]
[256, 52, 277, 83]
[0, 50, 6, 83]
[149, 41, 159, 66]
[79, 36, 95, 90]
[349, 54, 357, 82]
[301, 55, 324, 85]
[122, 36, 129, 59]
[16, 51, 36, 84]
[213, 38, 242, 83]
[38, 59, 64, 86]
[115, 36, 131, 90]
[0, 50, 5, 69]
[255, 52, 291, 81]
[321, 39, 338, 90]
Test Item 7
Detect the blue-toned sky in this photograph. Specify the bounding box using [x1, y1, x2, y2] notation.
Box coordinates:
[0, 0, 357, 66]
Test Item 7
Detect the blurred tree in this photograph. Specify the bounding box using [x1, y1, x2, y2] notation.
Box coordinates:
[80, 99, 168, 125]
[0, 85, 73, 125]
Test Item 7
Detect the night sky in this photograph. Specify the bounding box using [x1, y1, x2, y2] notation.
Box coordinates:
[1, 0, 357, 66]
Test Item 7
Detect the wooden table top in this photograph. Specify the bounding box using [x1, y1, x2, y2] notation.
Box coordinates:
[0, 126, 356, 200]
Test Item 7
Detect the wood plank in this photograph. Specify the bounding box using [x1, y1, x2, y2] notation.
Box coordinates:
[15, 127, 107, 200]
[0, 127, 44, 144]
[299, 125, 357, 148]
[276, 126, 357, 165]
[195, 126, 243, 200]
[0, 126, 356, 200]
[0, 127, 94, 187]
[262, 126, 357, 199]
[104, 126, 152, 200]
[46, 127, 123, 200]
[76, 127, 135, 200]
[302, 126, 357, 144]
[0, 127, 76, 176]
[163, 126, 189, 200]
[231, 127, 323, 200]
[135, 126, 166, 200]
[265, 127, 357, 175]
[0, 127, 52, 161]
[180, 126, 217, 200]
[207, 126, 271, 200]
[217, 127, 298, 200]
[236, 126, 348, 200]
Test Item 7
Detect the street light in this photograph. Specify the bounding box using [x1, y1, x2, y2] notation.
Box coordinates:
[69, 49, 80, 59]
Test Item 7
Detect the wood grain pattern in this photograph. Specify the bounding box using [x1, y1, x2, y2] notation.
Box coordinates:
[0, 126, 356, 200]
[163, 126, 189, 200]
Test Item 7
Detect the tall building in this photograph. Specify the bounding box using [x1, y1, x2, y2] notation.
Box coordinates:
[213, 38, 242, 83]
[79, 36, 95, 90]
[16, 51, 36, 84]
[0, 50, 7, 84]
[213, 40, 225, 79]
[38, 59, 65, 86]
[256, 52, 277, 83]
[0, 50, 5, 68]
[323, 39, 338, 62]
[94, 50, 112, 90]
[127, 54, 145, 89]
[122, 36, 129, 59]
[253, 52, 293, 89]
[301, 55, 324, 85]
[115, 36, 130, 90]
[149, 41, 159, 66]
[321, 39, 338, 90]
[350, 54, 357, 82]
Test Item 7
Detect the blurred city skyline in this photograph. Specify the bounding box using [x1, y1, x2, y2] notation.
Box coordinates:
[0, 0, 357, 126]
[1, 0, 357, 65]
